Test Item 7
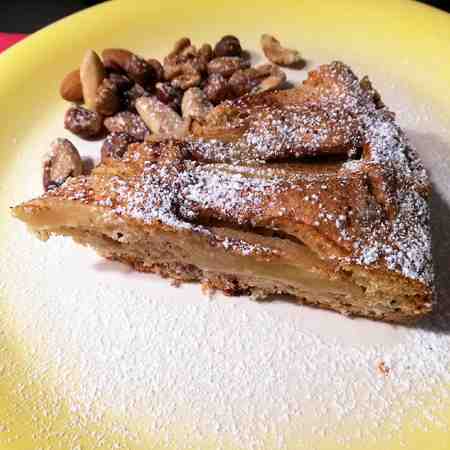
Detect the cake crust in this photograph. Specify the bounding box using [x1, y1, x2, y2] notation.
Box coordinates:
[12, 62, 434, 323]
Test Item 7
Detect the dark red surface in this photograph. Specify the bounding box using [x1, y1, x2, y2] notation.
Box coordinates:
[0, 33, 27, 53]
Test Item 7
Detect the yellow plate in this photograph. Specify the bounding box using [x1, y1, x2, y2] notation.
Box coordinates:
[1, 1, 450, 449]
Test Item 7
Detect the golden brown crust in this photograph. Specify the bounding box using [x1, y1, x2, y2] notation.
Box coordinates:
[11, 61, 434, 322]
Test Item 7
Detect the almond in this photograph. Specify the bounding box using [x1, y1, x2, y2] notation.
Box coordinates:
[80, 50, 105, 111]
[102, 48, 133, 71]
[102, 48, 153, 85]
[95, 78, 121, 116]
[43, 138, 83, 191]
[135, 96, 186, 137]
[60, 69, 83, 102]
[104, 111, 150, 141]
[64, 105, 103, 139]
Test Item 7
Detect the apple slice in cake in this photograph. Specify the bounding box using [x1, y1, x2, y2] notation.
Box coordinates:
[12, 62, 433, 323]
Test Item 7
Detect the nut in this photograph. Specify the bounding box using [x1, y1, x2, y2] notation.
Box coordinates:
[214, 35, 242, 57]
[104, 111, 150, 141]
[207, 56, 250, 78]
[155, 82, 183, 112]
[229, 68, 261, 97]
[135, 96, 186, 137]
[180, 45, 198, 59]
[108, 73, 133, 91]
[126, 53, 155, 85]
[163, 39, 206, 81]
[260, 34, 302, 67]
[82, 157, 95, 175]
[172, 37, 191, 54]
[122, 83, 151, 111]
[198, 43, 213, 63]
[60, 69, 83, 102]
[147, 58, 164, 82]
[203, 73, 232, 104]
[43, 138, 83, 191]
[95, 78, 121, 116]
[64, 105, 103, 139]
[171, 68, 202, 90]
[181, 87, 213, 119]
[101, 132, 134, 162]
[102, 48, 131, 71]
[251, 64, 286, 93]
[80, 50, 105, 111]
[102, 48, 154, 85]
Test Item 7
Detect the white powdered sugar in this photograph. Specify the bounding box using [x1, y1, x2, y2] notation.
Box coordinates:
[1, 232, 450, 449]
[1, 60, 450, 450]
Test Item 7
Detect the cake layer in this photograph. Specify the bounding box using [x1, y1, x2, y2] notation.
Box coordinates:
[11, 61, 434, 323]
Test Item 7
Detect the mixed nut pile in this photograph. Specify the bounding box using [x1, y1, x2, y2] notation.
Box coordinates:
[43, 34, 303, 191]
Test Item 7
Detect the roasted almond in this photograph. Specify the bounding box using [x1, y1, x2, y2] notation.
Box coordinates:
[64, 105, 103, 139]
[104, 111, 150, 141]
[80, 50, 105, 111]
[95, 78, 121, 116]
[135, 96, 186, 137]
[102, 48, 153, 85]
[43, 138, 83, 191]
[102, 48, 132, 71]
[60, 69, 83, 102]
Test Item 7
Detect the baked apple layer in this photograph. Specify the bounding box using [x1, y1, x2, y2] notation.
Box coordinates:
[13, 200, 430, 323]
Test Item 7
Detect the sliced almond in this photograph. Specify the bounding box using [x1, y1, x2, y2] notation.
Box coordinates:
[60, 69, 83, 102]
[135, 96, 186, 137]
[80, 50, 105, 111]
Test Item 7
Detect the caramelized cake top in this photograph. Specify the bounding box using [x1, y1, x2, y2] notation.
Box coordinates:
[40, 62, 433, 288]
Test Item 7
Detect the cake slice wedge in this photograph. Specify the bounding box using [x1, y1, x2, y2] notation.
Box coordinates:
[12, 62, 434, 323]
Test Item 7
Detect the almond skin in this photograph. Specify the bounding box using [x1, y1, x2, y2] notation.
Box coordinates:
[135, 96, 185, 137]
[80, 50, 105, 111]
[102, 48, 133, 71]
[60, 69, 83, 102]
[102, 48, 153, 85]
[43, 138, 83, 191]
